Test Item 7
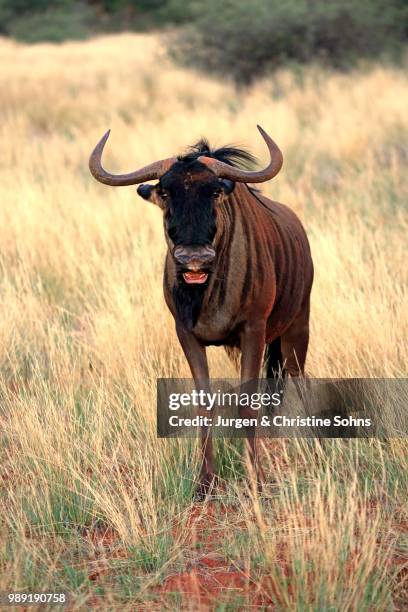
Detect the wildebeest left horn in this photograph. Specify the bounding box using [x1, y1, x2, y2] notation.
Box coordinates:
[89, 130, 177, 186]
[198, 125, 283, 183]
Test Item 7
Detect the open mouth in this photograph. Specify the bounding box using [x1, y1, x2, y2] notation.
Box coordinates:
[182, 271, 209, 284]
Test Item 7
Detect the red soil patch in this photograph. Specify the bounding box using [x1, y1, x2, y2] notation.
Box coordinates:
[157, 502, 278, 609]
[78, 505, 276, 607]
[158, 553, 274, 609]
[173, 501, 247, 546]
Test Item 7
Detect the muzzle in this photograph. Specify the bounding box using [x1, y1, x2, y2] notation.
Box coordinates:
[173, 245, 216, 284]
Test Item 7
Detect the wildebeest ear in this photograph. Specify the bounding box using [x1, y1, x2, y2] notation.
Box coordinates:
[220, 179, 235, 195]
[137, 184, 154, 200]
[137, 183, 165, 208]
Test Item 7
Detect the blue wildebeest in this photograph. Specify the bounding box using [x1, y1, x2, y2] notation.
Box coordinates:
[89, 126, 313, 498]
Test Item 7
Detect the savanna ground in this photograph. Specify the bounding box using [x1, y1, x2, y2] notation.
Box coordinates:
[0, 33, 407, 610]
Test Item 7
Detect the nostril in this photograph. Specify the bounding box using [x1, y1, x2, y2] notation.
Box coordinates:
[173, 247, 185, 263]
[204, 247, 216, 262]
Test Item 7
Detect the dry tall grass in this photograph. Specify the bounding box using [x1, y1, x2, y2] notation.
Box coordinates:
[0, 33, 407, 609]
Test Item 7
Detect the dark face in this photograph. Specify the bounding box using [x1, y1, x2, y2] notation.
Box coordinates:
[137, 160, 234, 285]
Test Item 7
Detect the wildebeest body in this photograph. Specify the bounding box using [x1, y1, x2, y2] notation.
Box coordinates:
[89, 126, 313, 498]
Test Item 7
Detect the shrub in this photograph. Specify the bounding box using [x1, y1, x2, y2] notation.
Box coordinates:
[170, 0, 408, 85]
[5, 4, 94, 43]
[0, 0, 192, 40]
[0, 1, 97, 42]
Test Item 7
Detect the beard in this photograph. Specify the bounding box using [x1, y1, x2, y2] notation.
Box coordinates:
[172, 275, 208, 330]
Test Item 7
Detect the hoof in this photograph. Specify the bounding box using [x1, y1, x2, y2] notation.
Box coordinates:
[194, 473, 217, 501]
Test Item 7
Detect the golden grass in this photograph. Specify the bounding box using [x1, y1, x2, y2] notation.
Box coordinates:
[0, 33, 407, 609]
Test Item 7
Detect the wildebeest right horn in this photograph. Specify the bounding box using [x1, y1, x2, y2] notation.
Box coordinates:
[89, 130, 177, 186]
[198, 125, 283, 183]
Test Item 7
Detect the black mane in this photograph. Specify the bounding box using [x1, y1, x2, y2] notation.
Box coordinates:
[178, 139, 257, 169]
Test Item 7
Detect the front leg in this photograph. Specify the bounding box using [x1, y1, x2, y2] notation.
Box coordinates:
[240, 320, 267, 488]
[176, 323, 216, 500]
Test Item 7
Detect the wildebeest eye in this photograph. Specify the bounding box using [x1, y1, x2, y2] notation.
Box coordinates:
[159, 190, 169, 200]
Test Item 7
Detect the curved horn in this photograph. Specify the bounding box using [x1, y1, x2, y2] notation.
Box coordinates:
[89, 130, 177, 186]
[198, 125, 283, 183]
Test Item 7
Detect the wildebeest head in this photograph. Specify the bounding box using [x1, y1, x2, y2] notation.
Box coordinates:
[137, 154, 239, 286]
[89, 126, 282, 282]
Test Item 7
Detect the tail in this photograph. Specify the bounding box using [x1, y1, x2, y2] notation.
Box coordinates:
[264, 336, 285, 379]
